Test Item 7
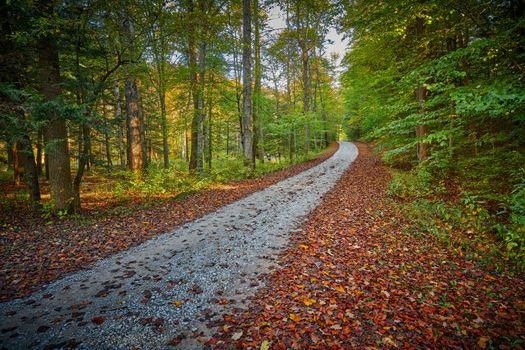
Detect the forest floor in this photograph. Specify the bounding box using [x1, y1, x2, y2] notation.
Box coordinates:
[0, 142, 358, 350]
[0, 145, 337, 302]
[1, 142, 524, 350]
[213, 143, 525, 349]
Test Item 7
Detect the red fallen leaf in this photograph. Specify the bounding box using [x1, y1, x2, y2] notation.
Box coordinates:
[167, 334, 186, 346]
[91, 317, 105, 325]
[206, 337, 219, 345]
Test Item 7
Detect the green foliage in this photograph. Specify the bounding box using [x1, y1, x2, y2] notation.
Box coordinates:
[341, 0, 525, 271]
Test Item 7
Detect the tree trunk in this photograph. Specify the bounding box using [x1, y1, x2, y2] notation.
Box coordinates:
[302, 49, 310, 154]
[73, 123, 90, 211]
[415, 16, 428, 161]
[242, 0, 254, 169]
[159, 86, 169, 168]
[196, 40, 205, 174]
[253, 0, 263, 163]
[18, 138, 41, 209]
[205, 74, 213, 169]
[12, 143, 23, 187]
[14, 118, 41, 209]
[6, 142, 13, 170]
[188, 0, 199, 172]
[125, 76, 144, 172]
[114, 81, 126, 166]
[137, 85, 148, 168]
[36, 130, 43, 175]
[38, 29, 74, 212]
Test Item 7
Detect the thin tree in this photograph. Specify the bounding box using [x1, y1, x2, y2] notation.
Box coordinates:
[242, 0, 254, 169]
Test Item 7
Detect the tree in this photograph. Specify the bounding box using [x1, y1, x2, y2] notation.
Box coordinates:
[37, 0, 75, 212]
[242, 0, 254, 169]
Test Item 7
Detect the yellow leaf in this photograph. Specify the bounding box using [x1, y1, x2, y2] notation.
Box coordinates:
[168, 300, 183, 307]
[303, 298, 316, 306]
[335, 285, 345, 292]
[478, 336, 489, 349]
[299, 244, 309, 250]
[289, 313, 301, 322]
[260, 340, 270, 350]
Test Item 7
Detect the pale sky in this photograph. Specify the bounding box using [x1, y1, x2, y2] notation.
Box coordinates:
[266, 5, 349, 66]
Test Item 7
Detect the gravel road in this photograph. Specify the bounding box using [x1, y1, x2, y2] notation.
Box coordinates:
[0, 142, 358, 350]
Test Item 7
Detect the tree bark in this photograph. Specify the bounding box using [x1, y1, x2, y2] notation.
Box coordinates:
[196, 39, 205, 174]
[242, 0, 254, 169]
[38, 27, 74, 212]
[187, 0, 199, 172]
[12, 143, 23, 187]
[415, 16, 428, 161]
[125, 76, 144, 172]
[36, 130, 43, 175]
[73, 123, 90, 211]
[6, 141, 13, 170]
[114, 81, 126, 166]
[253, 0, 264, 163]
[14, 117, 41, 209]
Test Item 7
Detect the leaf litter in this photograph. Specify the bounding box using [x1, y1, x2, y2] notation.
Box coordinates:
[213, 143, 525, 349]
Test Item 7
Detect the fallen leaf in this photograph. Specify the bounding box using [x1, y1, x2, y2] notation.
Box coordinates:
[289, 313, 301, 322]
[303, 298, 316, 306]
[260, 340, 270, 350]
[231, 331, 243, 340]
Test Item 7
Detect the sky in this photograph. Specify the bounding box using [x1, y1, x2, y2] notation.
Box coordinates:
[266, 5, 349, 66]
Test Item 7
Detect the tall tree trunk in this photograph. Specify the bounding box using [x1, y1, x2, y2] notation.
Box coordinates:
[17, 138, 41, 209]
[205, 74, 213, 169]
[36, 130, 43, 175]
[13, 113, 41, 209]
[123, 4, 144, 172]
[105, 131, 112, 166]
[103, 105, 112, 166]
[159, 85, 169, 168]
[285, 3, 292, 111]
[188, 0, 199, 172]
[6, 141, 13, 170]
[196, 40, 205, 174]
[114, 81, 126, 166]
[12, 143, 23, 187]
[242, 0, 254, 169]
[125, 76, 144, 172]
[73, 123, 90, 211]
[302, 49, 310, 154]
[38, 25, 74, 212]
[415, 16, 428, 161]
[253, 0, 264, 163]
[43, 132, 49, 180]
[137, 84, 148, 168]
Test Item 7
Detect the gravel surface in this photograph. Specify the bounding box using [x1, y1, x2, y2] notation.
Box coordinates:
[0, 142, 358, 350]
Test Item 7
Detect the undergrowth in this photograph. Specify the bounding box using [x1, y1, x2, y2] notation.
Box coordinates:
[387, 167, 525, 274]
[109, 151, 326, 201]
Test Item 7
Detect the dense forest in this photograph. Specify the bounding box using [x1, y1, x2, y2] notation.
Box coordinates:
[0, 0, 342, 213]
[1, 0, 524, 268]
[341, 0, 525, 269]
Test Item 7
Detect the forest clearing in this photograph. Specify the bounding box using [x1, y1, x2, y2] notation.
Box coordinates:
[1, 0, 524, 349]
